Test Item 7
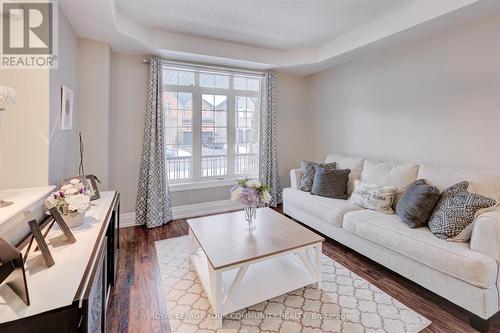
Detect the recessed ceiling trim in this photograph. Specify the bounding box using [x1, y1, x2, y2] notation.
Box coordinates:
[60, 0, 483, 75]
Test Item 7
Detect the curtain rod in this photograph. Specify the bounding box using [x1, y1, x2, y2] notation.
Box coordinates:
[142, 57, 266, 76]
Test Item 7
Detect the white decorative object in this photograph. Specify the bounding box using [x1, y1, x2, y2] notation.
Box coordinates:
[0, 85, 17, 112]
[62, 212, 85, 228]
[61, 86, 74, 130]
[45, 178, 93, 228]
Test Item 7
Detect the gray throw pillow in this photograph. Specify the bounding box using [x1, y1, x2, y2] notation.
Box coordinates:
[428, 181, 497, 241]
[396, 179, 440, 228]
[311, 166, 350, 200]
[300, 160, 336, 192]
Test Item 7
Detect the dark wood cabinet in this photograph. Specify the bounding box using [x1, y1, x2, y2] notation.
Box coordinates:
[83, 238, 107, 333]
[0, 192, 120, 333]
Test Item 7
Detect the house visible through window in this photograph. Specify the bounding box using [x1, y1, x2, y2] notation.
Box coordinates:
[163, 65, 262, 183]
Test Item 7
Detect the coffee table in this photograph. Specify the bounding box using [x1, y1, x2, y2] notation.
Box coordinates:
[187, 207, 324, 328]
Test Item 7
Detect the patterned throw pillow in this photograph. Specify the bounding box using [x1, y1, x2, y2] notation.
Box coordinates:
[349, 180, 397, 214]
[300, 160, 336, 192]
[311, 167, 351, 200]
[428, 181, 497, 242]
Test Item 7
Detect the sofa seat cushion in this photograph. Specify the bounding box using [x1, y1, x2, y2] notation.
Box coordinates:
[343, 210, 497, 288]
[283, 188, 363, 227]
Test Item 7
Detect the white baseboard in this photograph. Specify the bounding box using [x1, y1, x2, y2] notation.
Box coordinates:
[172, 199, 242, 219]
[119, 199, 242, 228]
[120, 212, 138, 228]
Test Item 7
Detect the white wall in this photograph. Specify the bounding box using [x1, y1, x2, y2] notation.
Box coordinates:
[0, 69, 50, 188]
[77, 38, 111, 189]
[108, 51, 307, 213]
[0, 7, 78, 189]
[305, 13, 500, 171]
[49, 8, 78, 185]
[0, 14, 50, 188]
[109, 52, 146, 213]
[276, 73, 307, 186]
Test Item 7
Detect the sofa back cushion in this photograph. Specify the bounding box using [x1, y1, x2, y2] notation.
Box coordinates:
[418, 164, 500, 201]
[324, 154, 364, 195]
[472, 172, 500, 202]
[360, 159, 419, 203]
[417, 164, 476, 191]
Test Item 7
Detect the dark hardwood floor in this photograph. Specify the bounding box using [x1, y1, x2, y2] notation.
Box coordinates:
[106, 206, 500, 333]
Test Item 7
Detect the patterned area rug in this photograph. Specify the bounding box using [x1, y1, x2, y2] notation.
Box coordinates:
[155, 236, 431, 333]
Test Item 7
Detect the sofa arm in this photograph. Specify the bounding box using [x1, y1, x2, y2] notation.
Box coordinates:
[470, 207, 500, 261]
[290, 169, 302, 190]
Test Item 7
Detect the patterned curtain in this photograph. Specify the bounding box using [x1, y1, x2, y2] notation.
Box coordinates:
[136, 57, 173, 228]
[259, 72, 282, 207]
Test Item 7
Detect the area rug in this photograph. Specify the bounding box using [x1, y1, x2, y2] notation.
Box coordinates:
[155, 236, 431, 333]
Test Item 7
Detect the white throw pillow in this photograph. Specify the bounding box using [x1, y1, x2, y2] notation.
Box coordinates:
[349, 180, 397, 214]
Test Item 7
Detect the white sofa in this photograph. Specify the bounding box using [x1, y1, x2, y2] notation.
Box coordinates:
[283, 153, 500, 330]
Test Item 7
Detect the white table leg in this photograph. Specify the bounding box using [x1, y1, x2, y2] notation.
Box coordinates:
[188, 229, 200, 255]
[314, 242, 322, 289]
[208, 265, 223, 328]
[298, 250, 317, 278]
[223, 265, 249, 305]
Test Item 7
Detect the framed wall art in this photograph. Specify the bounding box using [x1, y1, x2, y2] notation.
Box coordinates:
[61, 86, 74, 130]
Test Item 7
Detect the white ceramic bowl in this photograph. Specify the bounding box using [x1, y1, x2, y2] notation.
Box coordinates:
[62, 212, 85, 228]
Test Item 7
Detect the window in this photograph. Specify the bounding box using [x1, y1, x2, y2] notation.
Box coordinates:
[163, 66, 261, 183]
[235, 96, 258, 175]
[164, 91, 193, 180]
[202, 93, 228, 177]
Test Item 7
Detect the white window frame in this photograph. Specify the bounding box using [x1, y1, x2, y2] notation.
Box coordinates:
[163, 64, 262, 190]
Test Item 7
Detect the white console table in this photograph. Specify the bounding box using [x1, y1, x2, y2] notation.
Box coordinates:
[0, 191, 120, 333]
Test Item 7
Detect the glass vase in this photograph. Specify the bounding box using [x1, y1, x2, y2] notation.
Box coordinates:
[243, 204, 257, 230]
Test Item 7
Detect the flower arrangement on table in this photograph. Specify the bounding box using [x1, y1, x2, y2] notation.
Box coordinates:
[45, 178, 94, 228]
[230, 178, 272, 229]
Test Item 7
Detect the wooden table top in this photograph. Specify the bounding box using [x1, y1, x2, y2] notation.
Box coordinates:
[187, 208, 324, 270]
